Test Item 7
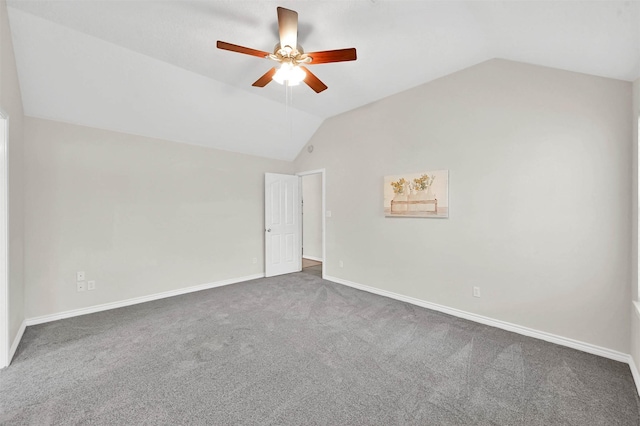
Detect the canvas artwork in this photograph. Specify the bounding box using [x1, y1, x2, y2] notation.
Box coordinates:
[384, 170, 449, 218]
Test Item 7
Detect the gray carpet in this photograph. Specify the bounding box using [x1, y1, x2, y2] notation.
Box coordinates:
[1, 272, 639, 425]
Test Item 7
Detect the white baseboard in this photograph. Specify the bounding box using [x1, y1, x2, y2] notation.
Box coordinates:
[325, 275, 630, 364]
[629, 355, 640, 396]
[8, 319, 26, 365]
[302, 255, 323, 262]
[630, 302, 640, 396]
[26, 273, 265, 327]
[13, 272, 637, 391]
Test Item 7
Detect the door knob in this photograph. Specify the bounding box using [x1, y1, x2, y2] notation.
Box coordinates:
[266, 228, 271, 232]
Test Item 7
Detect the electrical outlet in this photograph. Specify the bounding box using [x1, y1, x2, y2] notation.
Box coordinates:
[87, 280, 96, 291]
[77, 281, 86, 292]
[339, 260, 344, 268]
[326, 210, 332, 218]
[473, 286, 481, 298]
[76, 271, 85, 281]
[252, 258, 257, 264]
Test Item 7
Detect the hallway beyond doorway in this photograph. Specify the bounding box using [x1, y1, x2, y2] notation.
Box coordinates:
[302, 258, 322, 277]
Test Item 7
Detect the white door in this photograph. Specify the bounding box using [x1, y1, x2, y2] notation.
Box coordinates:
[265, 173, 301, 277]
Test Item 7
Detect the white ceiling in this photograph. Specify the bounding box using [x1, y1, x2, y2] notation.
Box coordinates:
[7, 1, 640, 161]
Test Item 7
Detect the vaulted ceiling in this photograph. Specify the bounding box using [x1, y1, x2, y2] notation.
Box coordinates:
[7, 1, 640, 161]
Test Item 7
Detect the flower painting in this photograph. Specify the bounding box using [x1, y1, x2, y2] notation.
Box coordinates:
[384, 170, 449, 218]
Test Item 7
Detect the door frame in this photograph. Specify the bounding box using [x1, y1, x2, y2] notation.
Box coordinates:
[296, 169, 326, 279]
[0, 111, 9, 368]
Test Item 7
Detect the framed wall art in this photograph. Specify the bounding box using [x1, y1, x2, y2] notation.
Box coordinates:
[384, 170, 449, 218]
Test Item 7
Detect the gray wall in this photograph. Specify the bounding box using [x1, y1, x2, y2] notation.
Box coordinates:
[24, 117, 292, 318]
[294, 59, 633, 353]
[0, 0, 24, 357]
[302, 173, 322, 261]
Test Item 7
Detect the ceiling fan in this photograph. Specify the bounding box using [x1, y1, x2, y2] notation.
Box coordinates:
[217, 7, 357, 93]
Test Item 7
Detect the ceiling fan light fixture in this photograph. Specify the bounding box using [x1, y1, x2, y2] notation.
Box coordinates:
[272, 63, 306, 86]
[217, 6, 357, 93]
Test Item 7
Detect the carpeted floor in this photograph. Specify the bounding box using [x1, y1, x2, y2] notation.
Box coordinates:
[1, 272, 639, 425]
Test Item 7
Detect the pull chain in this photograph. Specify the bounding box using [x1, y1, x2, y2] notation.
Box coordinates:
[288, 83, 293, 142]
[284, 81, 293, 142]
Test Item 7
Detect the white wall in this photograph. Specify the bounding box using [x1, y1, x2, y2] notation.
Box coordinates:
[0, 0, 24, 361]
[302, 173, 322, 261]
[295, 59, 632, 353]
[24, 117, 292, 318]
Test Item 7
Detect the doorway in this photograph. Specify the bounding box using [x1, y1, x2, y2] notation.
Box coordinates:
[298, 169, 325, 279]
[263, 170, 325, 279]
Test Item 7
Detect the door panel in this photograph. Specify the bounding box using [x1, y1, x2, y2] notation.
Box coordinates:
[285, 233, 295, 261]
[265, 173, 301, 277]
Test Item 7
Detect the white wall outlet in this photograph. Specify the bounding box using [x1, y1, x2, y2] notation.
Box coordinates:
[77, 281, 86, 292]
[76, 271, 85, 281]
[252, 257, 257, 264]
[87, 280, 96, 291]
[473, 286, 481, 298]
[339, 260, 344, 268]
[326, 210, 332, 218]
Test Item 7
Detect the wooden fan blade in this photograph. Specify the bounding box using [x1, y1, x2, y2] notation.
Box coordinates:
[252, 68, 277, 87]
[217, 41, 269, 59]
[307, 48, 357, 65]
[277, 7, 298, 50]
[300, 67, 327, 93]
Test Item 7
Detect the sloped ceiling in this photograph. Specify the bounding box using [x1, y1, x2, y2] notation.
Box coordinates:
[7, 1, 640, 161]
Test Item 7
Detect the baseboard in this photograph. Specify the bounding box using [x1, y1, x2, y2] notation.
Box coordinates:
[26, 273, 265, 326]
[630, 302, 640, 396]
[325, 275, 630, 364]
[8, 319, 26, 365]
[302, 255, 323, 262]
[16, 272, 634, 378]
[629, 355, 640, 397]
